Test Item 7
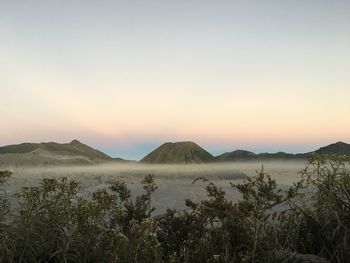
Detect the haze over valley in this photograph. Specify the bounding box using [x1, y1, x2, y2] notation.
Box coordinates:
[1, 139, 349, 212]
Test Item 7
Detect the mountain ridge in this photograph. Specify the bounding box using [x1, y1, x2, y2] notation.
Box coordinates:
[0, 140, 349, 165]
[0, 139, 116, 166]
[140, 141, 216, 164]
[312, 141, 350, 156]
[217, 141, 350, 162]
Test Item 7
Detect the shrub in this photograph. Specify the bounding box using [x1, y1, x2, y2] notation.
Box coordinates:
[278, 154, 350, 262]
[0, 171, 13, 262]
[0, 155, 348, 262]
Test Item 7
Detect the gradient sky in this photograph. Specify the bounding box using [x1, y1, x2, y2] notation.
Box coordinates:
[1, 0, 349, 160]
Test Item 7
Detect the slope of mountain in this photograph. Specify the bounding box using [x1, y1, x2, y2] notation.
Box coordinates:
[216, 150, 256, 161]
[257, 152, 305, 160]
[140, 141, 216, 164]
[1, 140, 348, 166]
[0, 140, 114, 166]
[216, 150, 304, 162]
[217, 141, 350, 162]
[313, 141, 350, 156]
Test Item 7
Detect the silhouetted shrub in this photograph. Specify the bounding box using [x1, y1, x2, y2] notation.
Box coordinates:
[0, 155, 349, 262]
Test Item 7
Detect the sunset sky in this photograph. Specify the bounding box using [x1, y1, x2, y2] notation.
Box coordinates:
[1, 0, 349, 160]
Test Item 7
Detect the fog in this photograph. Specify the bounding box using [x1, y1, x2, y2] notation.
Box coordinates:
[2, 161, 307, 214]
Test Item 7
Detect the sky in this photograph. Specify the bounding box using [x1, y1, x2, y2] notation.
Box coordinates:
[0, 0, 349, 160]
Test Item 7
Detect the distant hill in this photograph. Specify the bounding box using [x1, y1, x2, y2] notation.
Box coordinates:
[312, 141, 350, 156]
[217, 141, 350, 162]
[1, 140, 349, 166]
[140, 141, 216, 164]
[216, 150, 256, 161]
[0, 140, 115, 166]
[257, 152, 305, 160]
[216, 150, 304, 162]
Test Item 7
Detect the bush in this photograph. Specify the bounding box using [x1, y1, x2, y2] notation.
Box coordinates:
[0, 170, 13, 262]
[0, 155, 349, 262]
[278, 154, 350, 262]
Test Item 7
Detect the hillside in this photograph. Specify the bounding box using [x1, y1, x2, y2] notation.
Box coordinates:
[140, 141, 216, 164]
[216, 150, 256, 161]
[313, 141, 350, 156]
[0, 140, 114, 166]
[1, 140, 349, 166]
[217, 150, 304, 162]
[217, 141, 350, 162]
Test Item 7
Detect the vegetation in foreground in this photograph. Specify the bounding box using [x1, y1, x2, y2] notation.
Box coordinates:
[0, 154, 349, 262]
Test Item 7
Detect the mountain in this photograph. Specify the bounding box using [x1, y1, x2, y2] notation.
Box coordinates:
[217, 141, 350, 162]
[1, 140, 348, 166]
[257, 152, 305, 160]
[216, 150, 304, 162]
[0, 140, 114, 166]
[216, 150, 256, 161]
[313, 141, 350, 156]
[140, 141, 216, 164]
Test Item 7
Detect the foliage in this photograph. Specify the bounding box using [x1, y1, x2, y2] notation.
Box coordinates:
[0, 155, 349, 262]
[278, 154, 350, 262]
